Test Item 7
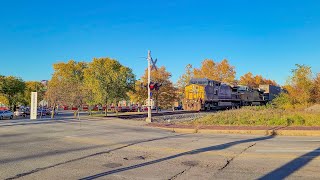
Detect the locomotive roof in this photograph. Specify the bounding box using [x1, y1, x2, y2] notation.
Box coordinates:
[189, 78, 220, 85]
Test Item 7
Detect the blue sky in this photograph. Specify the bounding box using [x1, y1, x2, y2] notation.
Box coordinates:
[0, 0, 319, 85]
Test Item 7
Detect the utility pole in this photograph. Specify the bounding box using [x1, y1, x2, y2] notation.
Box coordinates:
[146, 50, 152, 122]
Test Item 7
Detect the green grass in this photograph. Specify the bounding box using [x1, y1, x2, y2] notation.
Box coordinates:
[192, 106, 320, 126]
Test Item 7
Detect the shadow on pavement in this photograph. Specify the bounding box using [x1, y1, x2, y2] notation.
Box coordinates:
[0, 133, 29, 138]
[4, 134, 186, 180]
[0, 134, 185, 165]
[80, 135, 275, 180]
[259, 147, 320, 180]
[0, 119, 78, 127]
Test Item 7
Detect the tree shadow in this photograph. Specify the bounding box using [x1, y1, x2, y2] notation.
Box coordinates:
[0, 133, 185, 164]
[0, 133, 29, 138]
[0, 119, 79, 127]
[4, 134, 188, 180]
[259, 147, 320, 180]
[80, 135, 275, 180]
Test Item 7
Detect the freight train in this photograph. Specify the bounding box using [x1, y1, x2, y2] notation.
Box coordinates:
[183, 78, 281, 111]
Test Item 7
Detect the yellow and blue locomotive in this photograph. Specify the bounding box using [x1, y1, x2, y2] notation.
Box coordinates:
[183, 78, 272, 111]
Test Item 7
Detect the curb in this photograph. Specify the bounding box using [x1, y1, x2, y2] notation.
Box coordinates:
[156, 127, 320, 136]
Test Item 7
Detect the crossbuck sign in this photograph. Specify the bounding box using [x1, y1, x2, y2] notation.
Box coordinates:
[151, 58, 157, 71]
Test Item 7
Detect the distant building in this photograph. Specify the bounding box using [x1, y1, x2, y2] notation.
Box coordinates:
[41, 80, 48, 87]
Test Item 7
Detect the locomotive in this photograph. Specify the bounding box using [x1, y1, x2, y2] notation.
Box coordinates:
[183, 78, 281, 111]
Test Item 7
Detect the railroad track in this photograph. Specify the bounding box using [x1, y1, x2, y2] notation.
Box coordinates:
[106, 110, 213, 121]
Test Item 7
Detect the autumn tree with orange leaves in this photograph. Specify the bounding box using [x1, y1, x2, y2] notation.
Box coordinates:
[282, 64, 314, 105]
[239, 72, 277, 88]
[311, 73, 320, 103]
[129, 66, 177, 112]
[193, 59, 236, 84]
[273, 64, 320, 108]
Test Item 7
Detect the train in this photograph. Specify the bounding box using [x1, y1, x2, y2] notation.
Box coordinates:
[183, 78, 281, 111]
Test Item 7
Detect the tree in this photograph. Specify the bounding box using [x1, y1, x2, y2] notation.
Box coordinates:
[239, 72, 256, 87]
[22, 81, 46, 106]
[128, 80, 147, 106]
[193, 59, 216, 80]
[46, 60, 87, 117]
[286, 64, 313, 105]
[46, 78, 63, 110]
[177, 64, 193, 89]
[176, 64, 193, 100]
[193, 59, 236, 83]
[311, 73, 320, 103]
[216, 59, 236, 84]
[0, 95, 9, 106]
[139, 66, 177, 112]
[0, 76, 26, 111]
[239, 72, 277, 88]
[83, 57, 135, 115]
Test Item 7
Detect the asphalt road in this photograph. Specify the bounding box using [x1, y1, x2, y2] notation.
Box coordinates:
[0, 115, 319, 180]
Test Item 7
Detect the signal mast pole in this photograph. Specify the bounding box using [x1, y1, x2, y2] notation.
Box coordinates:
[146, 50, 152, 122]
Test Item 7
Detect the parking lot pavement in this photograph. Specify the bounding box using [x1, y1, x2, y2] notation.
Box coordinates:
[0, 117, 319, 180]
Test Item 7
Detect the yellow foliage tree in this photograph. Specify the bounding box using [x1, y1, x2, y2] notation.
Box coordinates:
[0, 95, 9, 106]
[23, 81, 45, 106]
[312, 73, 320, 103]
[239, 72, 277, 88]
[285, 64, 313, 105]
[130, 66, 177, 111]
[46, 60, 87, 115]
[193, 59, 236, 84]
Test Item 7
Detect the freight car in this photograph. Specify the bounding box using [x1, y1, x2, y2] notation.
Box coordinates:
[183, 78, 278, 111]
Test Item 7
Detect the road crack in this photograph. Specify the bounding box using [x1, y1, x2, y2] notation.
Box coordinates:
[5, 134, 184, 180]
[218, 143, 256, 171]
[168, 167, 191, 180]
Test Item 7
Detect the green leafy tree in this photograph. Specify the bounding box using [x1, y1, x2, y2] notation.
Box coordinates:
[46, 60, 87, 117]
[22, 81, 46, 106]
[0, 76, 26, 111]
[83, 57, 135, 115]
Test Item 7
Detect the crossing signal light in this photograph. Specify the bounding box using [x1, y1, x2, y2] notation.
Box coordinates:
[154, 83, 162, 91]
[149, 82, 155, 90]
[149, 82, 162, 91]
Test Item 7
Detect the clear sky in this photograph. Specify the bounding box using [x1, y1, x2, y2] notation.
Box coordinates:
[0, 0, 319, 85]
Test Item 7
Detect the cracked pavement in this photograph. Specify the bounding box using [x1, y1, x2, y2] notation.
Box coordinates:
[0, 115, 320, 180]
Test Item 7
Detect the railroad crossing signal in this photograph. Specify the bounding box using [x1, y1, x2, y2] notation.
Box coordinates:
[149, 82, 162, 91]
